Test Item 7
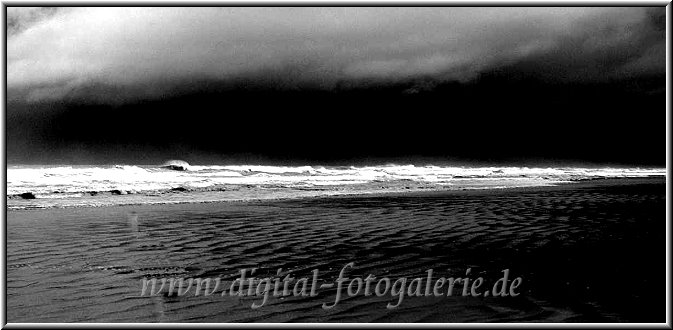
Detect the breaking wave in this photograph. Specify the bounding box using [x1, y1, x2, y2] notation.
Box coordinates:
[6, 164, 665, 209]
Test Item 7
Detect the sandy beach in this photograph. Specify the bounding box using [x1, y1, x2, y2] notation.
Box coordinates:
[6, 177, 665, 322]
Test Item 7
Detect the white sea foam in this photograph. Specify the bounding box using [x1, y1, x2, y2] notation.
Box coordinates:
[6, 164, 665, 209]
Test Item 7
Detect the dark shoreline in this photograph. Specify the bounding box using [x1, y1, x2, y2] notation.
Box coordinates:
[325, 176, 666, 199]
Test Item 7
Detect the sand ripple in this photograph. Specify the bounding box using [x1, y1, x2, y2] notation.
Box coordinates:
[6, 179, 664, 322]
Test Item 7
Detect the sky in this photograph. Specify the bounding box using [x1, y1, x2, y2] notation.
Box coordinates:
[6, 7, 666, 165]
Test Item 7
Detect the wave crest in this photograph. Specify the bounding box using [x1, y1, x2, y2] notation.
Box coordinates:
[7, 164, 665, 208]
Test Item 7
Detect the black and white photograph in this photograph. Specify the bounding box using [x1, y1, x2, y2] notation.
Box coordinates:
[1, 3, 669, 325]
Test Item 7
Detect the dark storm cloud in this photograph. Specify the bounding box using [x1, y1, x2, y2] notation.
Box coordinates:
[7, 7, 665, 103]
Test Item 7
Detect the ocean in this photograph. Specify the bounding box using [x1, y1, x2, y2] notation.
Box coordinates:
[6, 164, 665, 210]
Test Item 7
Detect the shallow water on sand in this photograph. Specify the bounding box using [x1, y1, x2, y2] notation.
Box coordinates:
[6, 179, 664, 322]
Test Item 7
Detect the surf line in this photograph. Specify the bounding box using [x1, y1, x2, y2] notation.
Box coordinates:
[139, 262, 523, 309]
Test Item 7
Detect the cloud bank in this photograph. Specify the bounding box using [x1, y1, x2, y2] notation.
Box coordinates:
[7, 7, 665, 103]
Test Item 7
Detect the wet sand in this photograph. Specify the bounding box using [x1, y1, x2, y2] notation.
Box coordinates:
[6, 177, 665, 322]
